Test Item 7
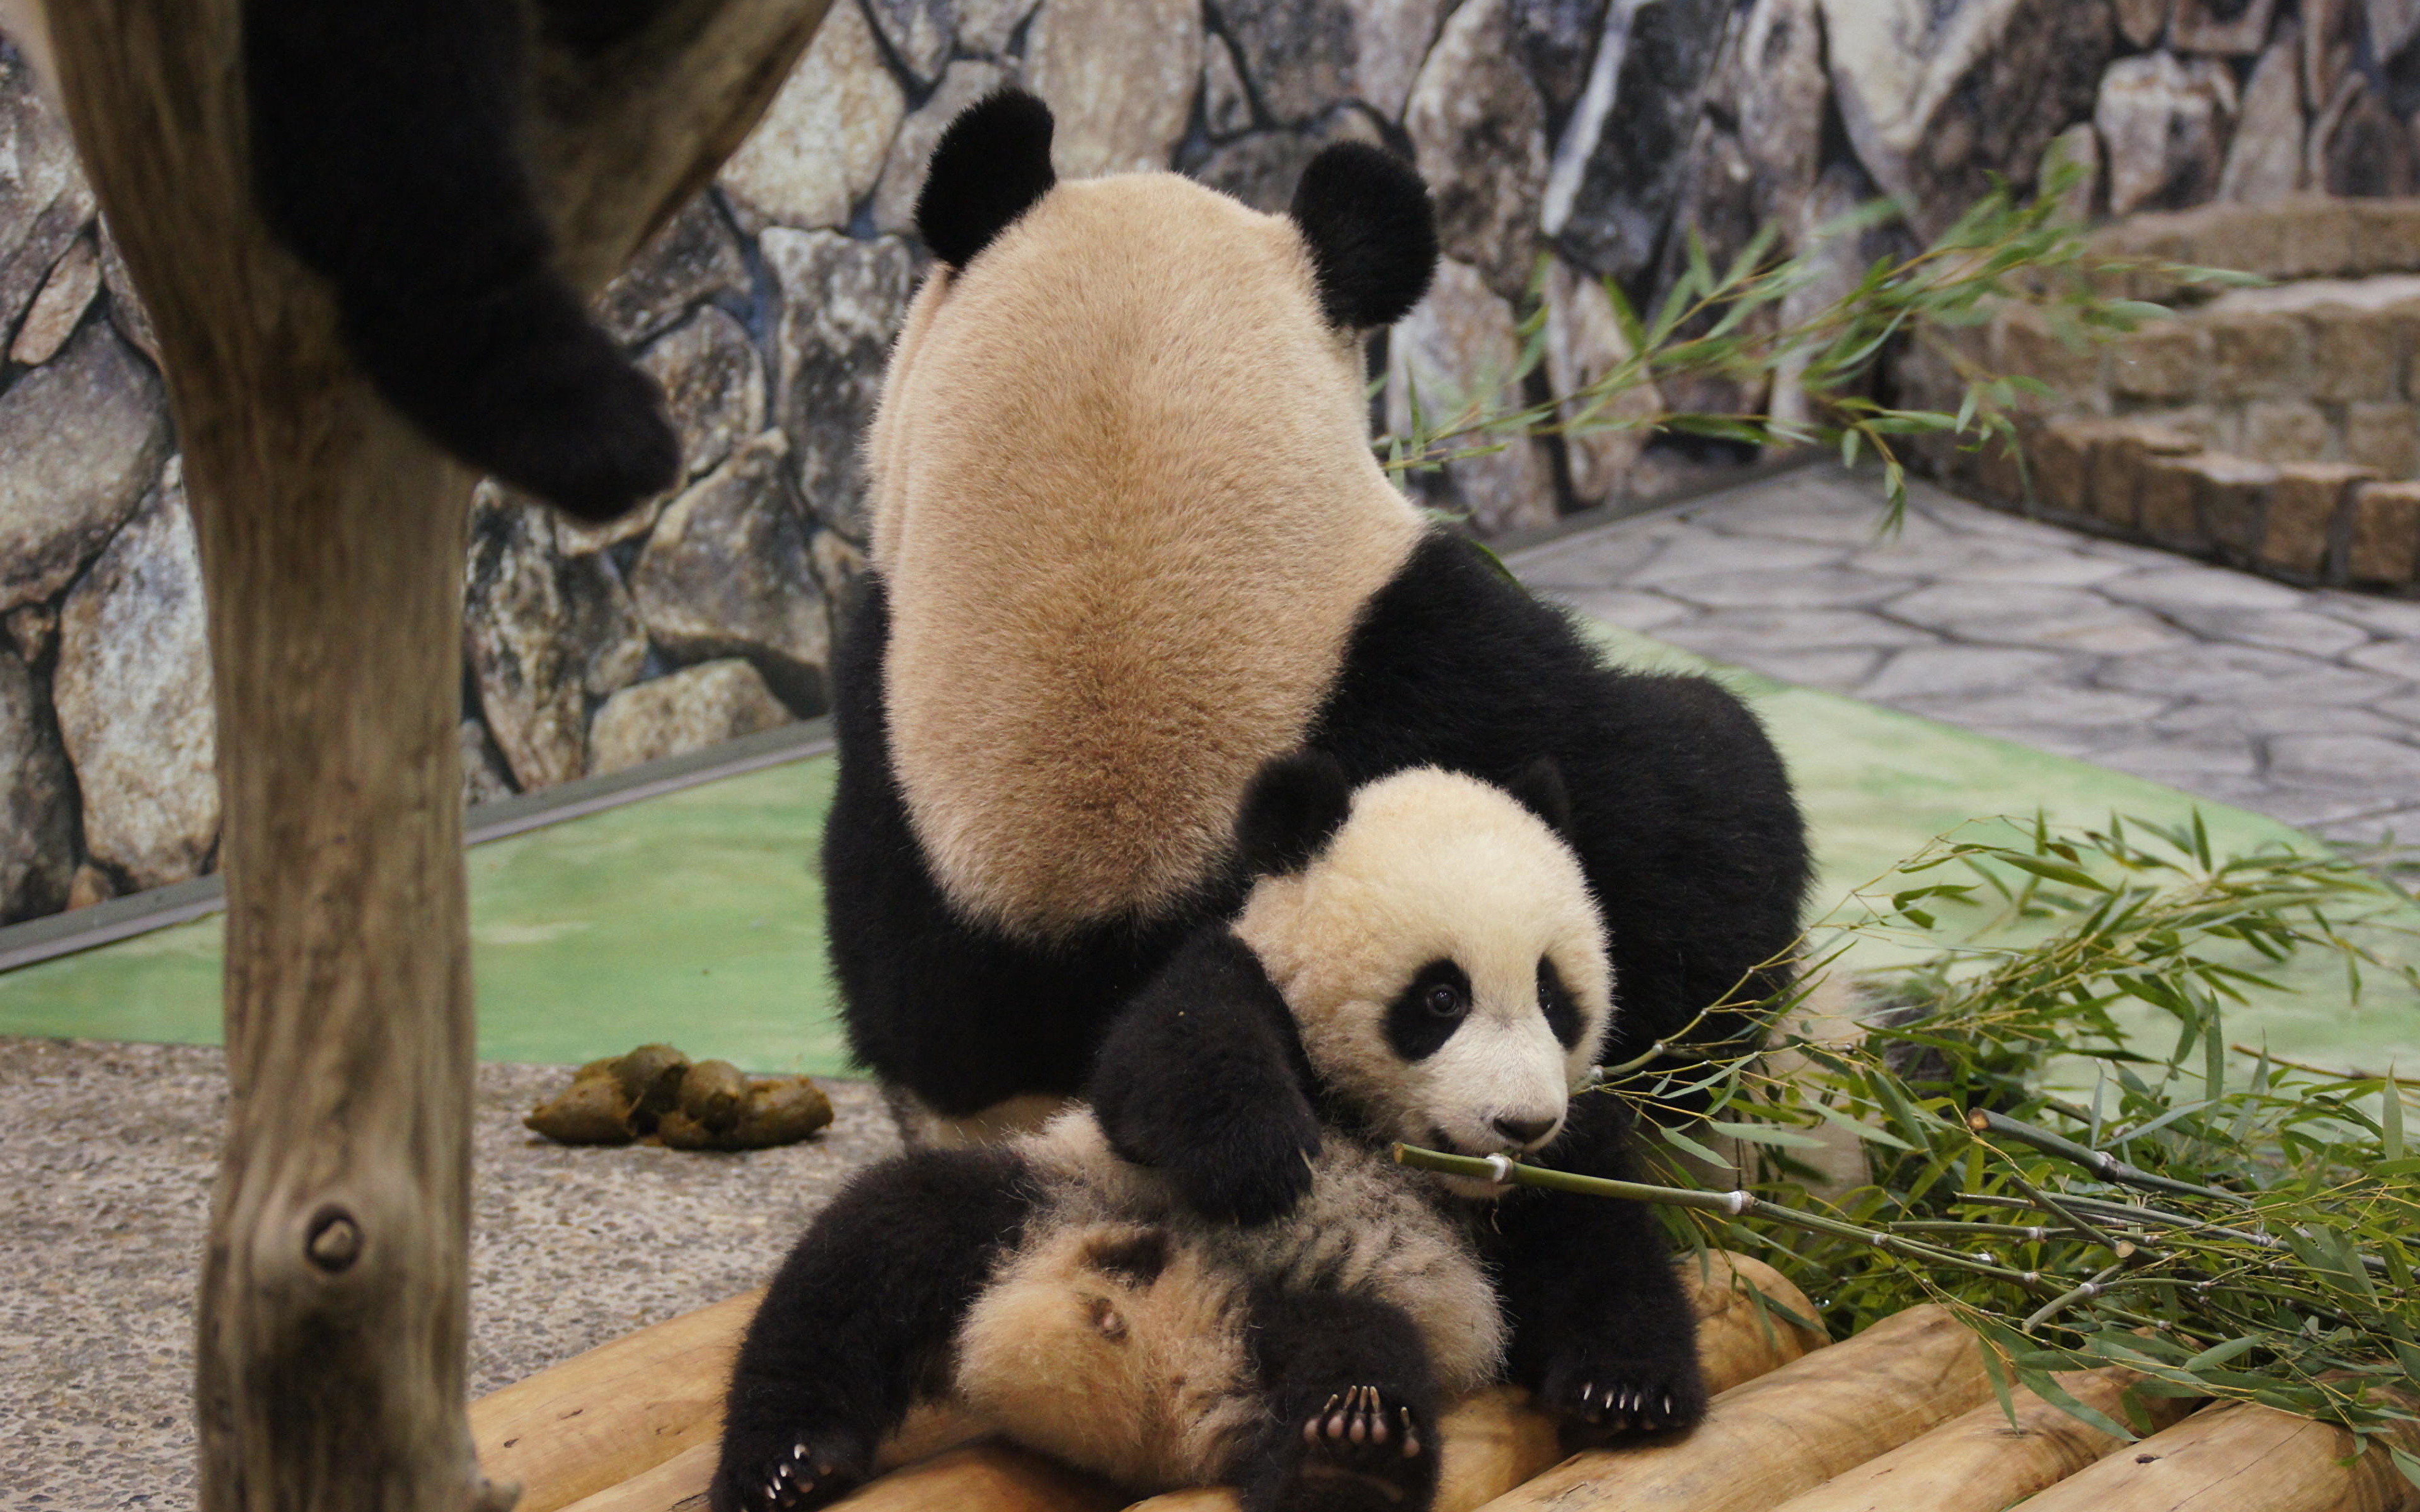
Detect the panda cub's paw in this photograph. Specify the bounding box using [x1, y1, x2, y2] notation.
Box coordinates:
[1539, 1349, 1707, 1440]
[1252, 1385, 1437, 1512]
[708, 1426, 870, 1512]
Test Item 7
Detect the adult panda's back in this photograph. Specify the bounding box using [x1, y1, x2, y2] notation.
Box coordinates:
[868, 173, 1424, 948]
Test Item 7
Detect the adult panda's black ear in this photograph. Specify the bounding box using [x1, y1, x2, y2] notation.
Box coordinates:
[1506, 757, 1574, 840]
[1288, 142, 1439, 330]
[1236, 752, 1353, 877]
[916, 88, 1057, 268]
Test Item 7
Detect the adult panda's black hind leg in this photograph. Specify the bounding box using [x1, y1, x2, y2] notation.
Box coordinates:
[712, 1148, 1036, 1512]
[242, 0, 681, 521]
[1237, 1288, 1441, 1512]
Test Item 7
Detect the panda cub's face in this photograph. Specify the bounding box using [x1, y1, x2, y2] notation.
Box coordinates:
[1233, 765, 1613, 1201]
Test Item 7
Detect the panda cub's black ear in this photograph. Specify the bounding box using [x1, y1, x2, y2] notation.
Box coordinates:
[1288, 142, 1439, 330]
[1505, 757, 1574, 840]
[916, 89, 1058, 268]
[1236, 752, 1354, 878]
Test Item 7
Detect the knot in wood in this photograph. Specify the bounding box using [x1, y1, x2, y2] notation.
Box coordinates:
[306, 1206, 364, 1273]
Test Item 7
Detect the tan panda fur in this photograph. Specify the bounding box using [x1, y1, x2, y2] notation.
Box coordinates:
[954, 1109, 1507, 1491]
[867, 172, 1426, 943]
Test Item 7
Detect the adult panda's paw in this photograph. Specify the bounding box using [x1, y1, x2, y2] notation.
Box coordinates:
[1248, 1384, 1437, 1512]
[708, 1426, 870, 1512]
[1538, 1344, 1707, 1441]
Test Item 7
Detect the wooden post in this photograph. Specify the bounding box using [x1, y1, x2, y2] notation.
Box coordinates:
[33, 3, 831, 1508]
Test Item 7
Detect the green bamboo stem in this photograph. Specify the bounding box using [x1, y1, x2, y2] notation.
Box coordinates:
[1966, 1109, 2249, 1205]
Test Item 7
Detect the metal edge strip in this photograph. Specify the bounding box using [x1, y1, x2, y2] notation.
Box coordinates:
[0, 716, 836, 975]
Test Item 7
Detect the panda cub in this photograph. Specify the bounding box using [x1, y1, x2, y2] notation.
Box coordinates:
[714, 754, 1702, 1512]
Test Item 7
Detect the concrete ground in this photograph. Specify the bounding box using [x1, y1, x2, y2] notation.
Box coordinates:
[1516, 466, 2420, 862]
[0, 1038, 898, 1511]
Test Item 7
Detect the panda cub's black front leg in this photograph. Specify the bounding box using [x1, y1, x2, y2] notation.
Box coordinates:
[1238, 1288, 1442, 1512]
[712, 1149, 1034, 1512]
[1493, 1096, 1707, 1445]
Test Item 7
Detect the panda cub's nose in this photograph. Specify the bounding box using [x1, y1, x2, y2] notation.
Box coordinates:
[1492, 1114, 1558, 1148]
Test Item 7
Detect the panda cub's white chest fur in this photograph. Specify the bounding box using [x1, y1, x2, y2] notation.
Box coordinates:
[955, 1110, 1506, 1494]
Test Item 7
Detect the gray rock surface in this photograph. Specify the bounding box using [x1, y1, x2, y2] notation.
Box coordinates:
[863, 0, 957, 88]
[630, 432, 831, 716]
[1201, 31, 1255, 139]
[1406, 0, 1551, 300]
[1, 42, 94, 345]
[1023, 0, 1201, 176]
[461, 718, 516, 808]
[870, 60, 1010, 234]
[594, 195, 749, 349]
[1823, 0, 2115, 238]
[1184, 112, 1384, 214]
[1511, 0, 1612, 133]
[53, 461, 218, 893]
[96, 219, 161, 368]
[1545, 0, 1731, 283]
[1388, 256, 1557, 534]
[0, 322, 171, 615]
[1216, 0, 1356, 127]
[465, 486, 646, 791]
[636, 306, 767, 485]
[2219, 32, 2305, 206]
[2097, 52, 2237, 217]
[717, 0, 906, 232]
[8, 227, 96, 366]
[587, 658, 793, 776]
[2367, 0, 2420, 65]
[762, 230, 917, 543]
[0, 644, 72, 920]
[1542, 257, 1657, 507]
[2170, 0, 2276, 50]
[957, 0, 1038, 54]
[0, 1038, 901, 1512]
[1337, 0, 1456, 120]
[2312, 75, 2415, 198]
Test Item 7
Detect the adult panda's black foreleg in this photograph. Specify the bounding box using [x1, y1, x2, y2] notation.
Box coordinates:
[712, 1148, 1035, 1512]
[1236, 1287, 1443, 1512]
[242, 0, 681, 521]
[1488, 1091, 1707, 1443]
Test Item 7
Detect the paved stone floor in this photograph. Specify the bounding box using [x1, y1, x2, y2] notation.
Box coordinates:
[1514, 466, 2420, 861]
[0, 1039, 899, 1511]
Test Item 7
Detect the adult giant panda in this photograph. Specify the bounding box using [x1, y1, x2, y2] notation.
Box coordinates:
[718, 755, 1702, 1512]
[827, 88, 1811, 1200]
[3, 0, 679, 520]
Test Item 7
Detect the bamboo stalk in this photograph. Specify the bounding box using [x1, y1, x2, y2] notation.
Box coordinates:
[2013, 1399, 2420, 1512]
[1473, 1304, 1991, 1512]
[1763, 1366, 2199, 1512]
[37, 6, 832, 1509]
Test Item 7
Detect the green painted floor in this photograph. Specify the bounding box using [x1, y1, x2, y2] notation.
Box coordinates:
[2, 622, 2411, 1075]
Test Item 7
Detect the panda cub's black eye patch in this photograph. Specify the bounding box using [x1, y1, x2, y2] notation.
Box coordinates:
[1538, 957, 1584, 1050]
[1386, 959, 1471, 1062]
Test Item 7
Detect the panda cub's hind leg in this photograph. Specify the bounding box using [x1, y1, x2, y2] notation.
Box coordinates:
[1238, 1289, 1441, 1512]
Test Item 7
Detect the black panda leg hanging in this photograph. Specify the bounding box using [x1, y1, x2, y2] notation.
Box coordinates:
[711, 1148, 1037, 1512]
[241, 0, 681, 521]
[1236, 1288, 1441, 1512]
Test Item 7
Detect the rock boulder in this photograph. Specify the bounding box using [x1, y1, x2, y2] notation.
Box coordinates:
[1407, 0, 1552, 301]
[2097, 52, 2237, 216]
[636, 306, 767, 485]
[763, 230, 917, 542]
[0, 644, 73, 920]
[717, 1, 906, 232]
[0, 323, 172, 615]
[630, 431, 831, 716]
[1023, 0, 1200, 176]
[587, 659, 793, 776]
[593, 195, 749, 348]
[54, 460, 219, 892]
[1388, 256, 1557, 534]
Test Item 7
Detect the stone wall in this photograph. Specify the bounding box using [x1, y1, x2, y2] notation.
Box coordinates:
[1915, 198, 2420, 592]
[11, 0, 2420, 921]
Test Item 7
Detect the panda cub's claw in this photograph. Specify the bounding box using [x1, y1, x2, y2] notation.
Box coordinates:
[1258, 1383, 1435, 1512]
[1299, 1386, 1420, 1458]
[1543, 1356, 1706, 1442]
[713, 1429, 867, 1512]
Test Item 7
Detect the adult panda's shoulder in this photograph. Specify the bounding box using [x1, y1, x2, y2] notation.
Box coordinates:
[1310, 529, 1812, 1067]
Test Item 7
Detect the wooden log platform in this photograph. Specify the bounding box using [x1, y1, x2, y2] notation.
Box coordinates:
[470, 1254, 2418, 1512]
